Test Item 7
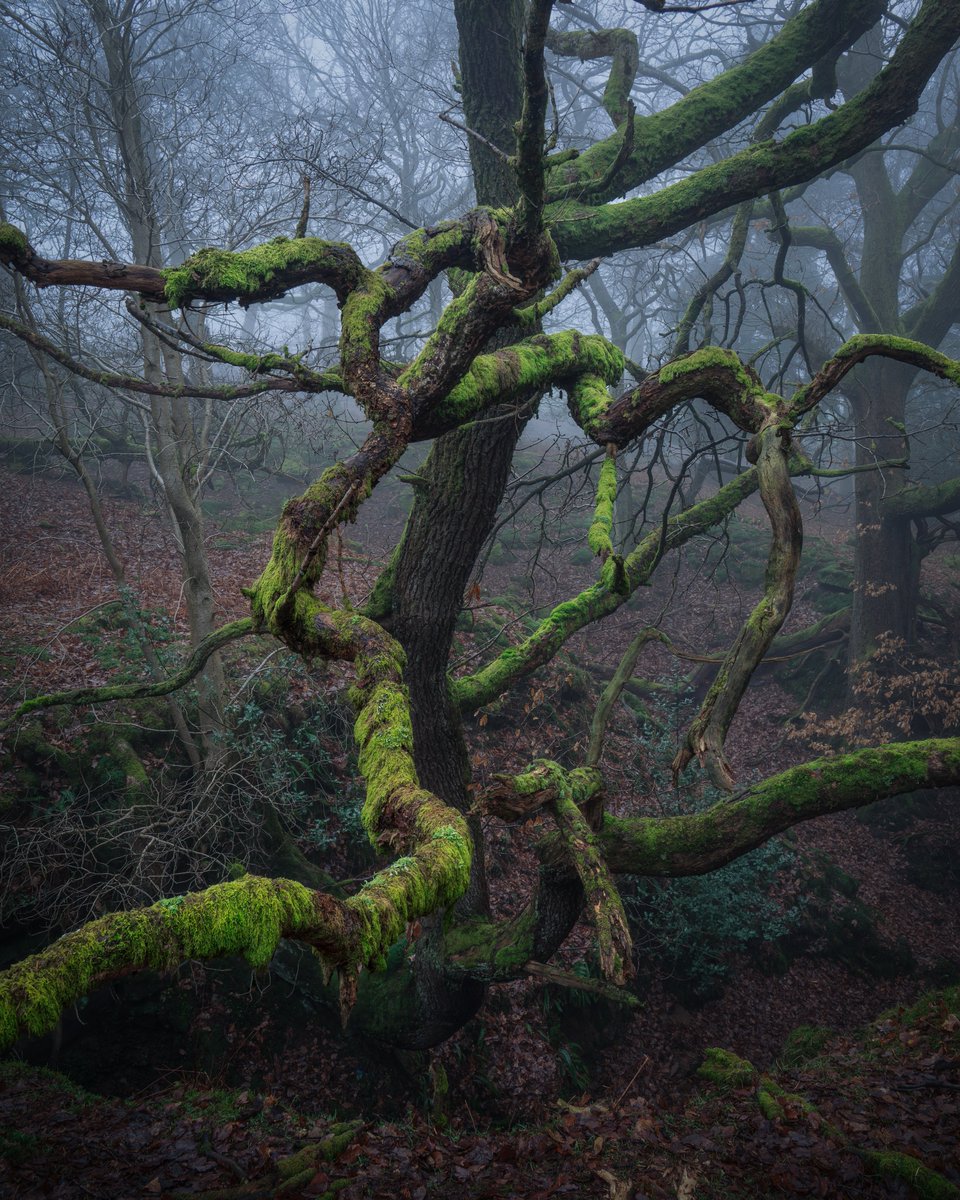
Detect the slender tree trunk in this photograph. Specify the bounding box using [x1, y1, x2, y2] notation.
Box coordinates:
[848, 361, 915, 662]
[89, 0, 225, 766]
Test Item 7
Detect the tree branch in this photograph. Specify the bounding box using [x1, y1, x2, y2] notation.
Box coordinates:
[551, 0, 960, 259]
[546, 0, 884, 207]
[0, 610, 474, 1048]
[599, 738, 960, 875]
[3, 618, 257, 728]
[673, 420, 803, 790]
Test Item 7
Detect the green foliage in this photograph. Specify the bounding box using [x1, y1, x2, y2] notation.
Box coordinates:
[222, 658, 365, 856]
[624, 690, 802, 1002]
[555, 1042, 590, 1093]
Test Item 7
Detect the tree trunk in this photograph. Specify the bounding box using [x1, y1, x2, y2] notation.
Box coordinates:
[848, 360, 915, 662]
[345, 0, 530, 1045]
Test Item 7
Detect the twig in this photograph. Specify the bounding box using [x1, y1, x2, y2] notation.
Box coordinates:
[438, 107, 512, 161]
[613, 1055, 650, 1109]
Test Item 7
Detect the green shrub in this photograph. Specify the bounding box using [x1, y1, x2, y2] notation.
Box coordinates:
[623, 690, 802, 1003]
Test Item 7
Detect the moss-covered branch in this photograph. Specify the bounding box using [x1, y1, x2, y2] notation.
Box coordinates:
[523, 960, 639, 1008]
[163, 238, 370, 309]
[587, 452, 618, 559]
[247, 431, 403, 645]
[0, 608, 473, 1048]
[512, 258, 600, 327]
[0, 312, 293, 402]
[474, 760, 601, 821]
[513, 0, 554, 242]
[791, 334, 960, 419]
[595, 346, 775, 447]
[201, 342, 346, 392]
[551, 781, 632, 985]
[2, 618, 256, 728]
[597, 738, 960, 876]
[698, 1046, 960, 1199]
[454, 460, 766, 712]
[412, 330, 624, 439]
[545, 26, 638, 128]
[545, 0, 881, 206]
[587, 627, 668, 768]
[881, 474, 960, 520]
[674, 420, 803, 790]
[550, 0, 960, 260]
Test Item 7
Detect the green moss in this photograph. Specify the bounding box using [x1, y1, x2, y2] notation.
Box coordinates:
[876, 986, 960, 1034]
[588, 455, 617, 558]
[780, 1024, 833, 1067]
[339, 275, 396, 378]
[658, 345, 751, 388]
[204, 343, 287, 373]
[0, 222, 29, 261]
[248, 463, 361, 633]
[698, 1047, 756, 1088]
[0, 877, 323, 1047]
[596, 739, 960, 879]
[427, 331, 623, 430]
[864, 1151, 960, 1199]
[757, 1086, 784, 1120]
[443, 910, 539, 979]
[833, 334, 960, 388]
[163, 237, 364, 309]
[757, 1077, 817, 1121]
[568, 373, 614, 440]
[547, 0, 874, 211]
[169, 876, 319, 968]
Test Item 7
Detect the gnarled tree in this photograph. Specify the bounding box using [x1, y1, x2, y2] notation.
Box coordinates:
[2, 0, 960, 1054]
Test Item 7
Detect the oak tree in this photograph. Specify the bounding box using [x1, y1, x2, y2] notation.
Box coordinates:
[2, 0, 960, 1053]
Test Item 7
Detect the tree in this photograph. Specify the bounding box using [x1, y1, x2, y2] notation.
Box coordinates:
[789, 43, 960, 663]
[2, 0, 960, 1055]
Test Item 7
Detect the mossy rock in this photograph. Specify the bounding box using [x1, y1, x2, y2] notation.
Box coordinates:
[698, 1047, 755, 1088]
[812, 561, 854, 614]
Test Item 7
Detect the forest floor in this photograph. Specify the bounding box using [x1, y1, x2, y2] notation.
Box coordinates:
[0, 459, 958, 1199]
